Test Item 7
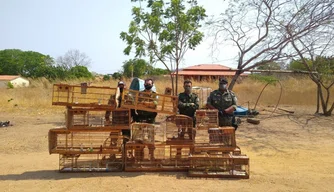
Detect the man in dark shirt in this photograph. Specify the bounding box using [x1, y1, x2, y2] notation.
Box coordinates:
[135, 78, 158, 123]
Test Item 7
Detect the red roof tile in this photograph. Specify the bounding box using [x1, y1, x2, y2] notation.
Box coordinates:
[0, 75, 20, 81]
[183, 64, 232, 71]
[172, 64, 247, 76]
[175, 70, 247, 76]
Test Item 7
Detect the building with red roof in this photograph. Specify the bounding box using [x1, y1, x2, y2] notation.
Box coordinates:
[172, 64, 247, 81]
[0, 75, 30, 88]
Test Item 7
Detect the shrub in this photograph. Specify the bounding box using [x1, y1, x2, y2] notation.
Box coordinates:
[103, 75, 111, 81]
[7, 82, 14, 89]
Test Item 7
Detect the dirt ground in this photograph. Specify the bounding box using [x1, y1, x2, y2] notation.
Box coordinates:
[0, 106, 334, 192]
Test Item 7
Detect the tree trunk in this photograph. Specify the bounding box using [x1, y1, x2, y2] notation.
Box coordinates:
[175, 61, 179, 96]
[321, 88, 334, 116]
[228, 70, 242, 90]
[169, 73, 175, 96]
[326, 102, 334, 116]
[316, 84, 320, 113]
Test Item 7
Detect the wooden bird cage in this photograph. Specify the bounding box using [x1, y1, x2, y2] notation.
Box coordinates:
[48, 128, 123, 154]
[52, 84, 119, 109]
[59, 153, 123, 172]
[188, 154, 249, 178]
[193, 145, 241, 156]
[130, 123, 155, 145]
[195, 127, 236, 147]
[170, 145, 193, 160]
[195, 109, 219, 129]
[191, 87, 212, 109]
[121, 89, 178, 115]
[165, 115, 194, 145]
[110, 108, 131, 128]
[66, 108, 130, 129]
[124, 143, 189, 172]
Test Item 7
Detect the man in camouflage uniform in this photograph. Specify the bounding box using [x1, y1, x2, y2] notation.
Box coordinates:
[178, 80, 199, 139]
[134, 78, 158, 124]
[178, 80, 199, 125]
[206, 77, 238, 129]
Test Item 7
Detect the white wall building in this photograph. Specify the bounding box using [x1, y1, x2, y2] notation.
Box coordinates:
[0, 75, 30, 88]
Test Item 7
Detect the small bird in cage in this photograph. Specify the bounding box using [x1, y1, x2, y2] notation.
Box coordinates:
[178, 125, 184, 139]
[143, 130, 148, 141]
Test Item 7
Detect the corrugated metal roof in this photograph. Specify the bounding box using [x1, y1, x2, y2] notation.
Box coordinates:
[0, 75, 20, 81]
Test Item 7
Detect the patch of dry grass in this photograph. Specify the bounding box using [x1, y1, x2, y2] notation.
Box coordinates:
[0, 76, 332, 115]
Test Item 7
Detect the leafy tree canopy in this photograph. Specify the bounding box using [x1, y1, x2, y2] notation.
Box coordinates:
[112, 72, 123, 80]
[0, 49, 93, 80]
[288, 59, 313, 71]
[122, 59, 151, 78]
[0, 49, 54, 77]
[120, 0, 207, 95]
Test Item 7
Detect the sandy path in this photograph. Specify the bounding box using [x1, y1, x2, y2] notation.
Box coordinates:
[1, 108, 334, 192]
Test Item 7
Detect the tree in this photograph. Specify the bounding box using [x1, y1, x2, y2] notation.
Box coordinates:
[208, 0, 334, 91]
[122, 59, 151, 78]
[289, 52, 334, 116]
[288, 60, 312, 71]
[149, 67, 169, 76]
[120, 0, 206, 95]
[0, 49, 55, 78]
[69, 65, 93, 79]
[282, 0, 334, 116]
[56, 49, 91, 70]
[103, 75, 111, 81]
[112, 72, 123, 80]
[0, 49, 24, 75]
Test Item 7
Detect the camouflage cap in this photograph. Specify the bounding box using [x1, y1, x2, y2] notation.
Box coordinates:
[219, 77, 228, 84]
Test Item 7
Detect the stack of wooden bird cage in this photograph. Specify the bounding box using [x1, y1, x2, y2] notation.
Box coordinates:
[49, 83, 132, 172]
[191, 110, 249, 179]
[49, 83, 249, 178]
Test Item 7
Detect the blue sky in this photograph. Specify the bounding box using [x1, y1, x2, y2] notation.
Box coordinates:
[1, 0, 236, 74]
